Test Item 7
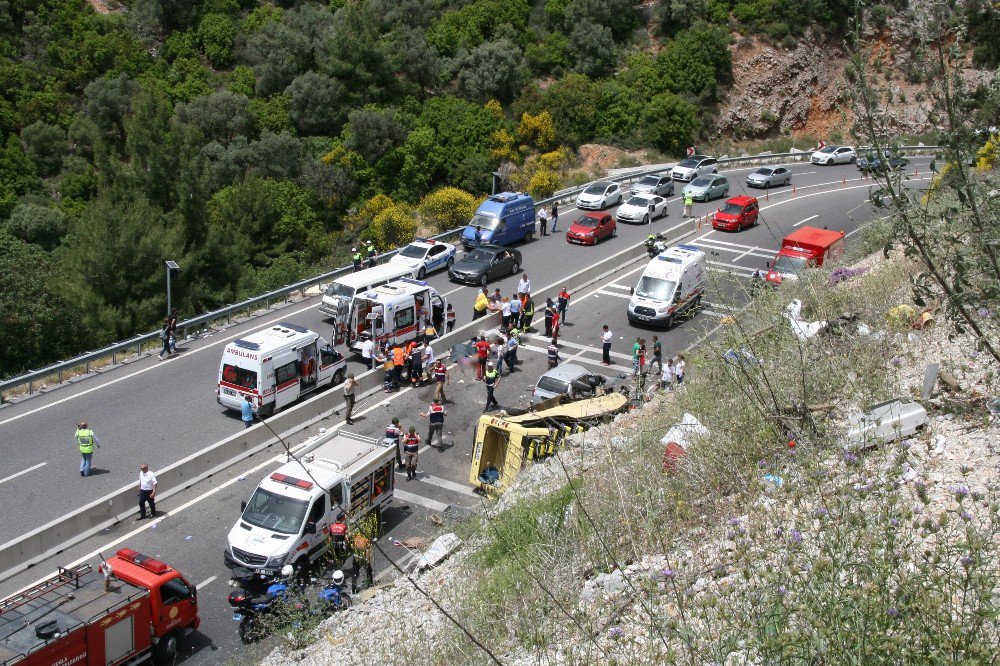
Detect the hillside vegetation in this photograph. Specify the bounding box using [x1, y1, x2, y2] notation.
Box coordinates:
[0, 0, 995, 376]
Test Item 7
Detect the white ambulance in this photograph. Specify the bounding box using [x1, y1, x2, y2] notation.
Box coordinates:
[318, 263, 418, 328]
[225, 429, 396, 575]
[342, 278, 447, 353]
[627, 244, 707, 328]
[217, 322, 347, 417]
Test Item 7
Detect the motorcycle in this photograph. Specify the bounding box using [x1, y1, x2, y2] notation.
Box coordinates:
[317, 570, 353, 612]
[645, 232, 670, 258]
[227, 565, 293, 644]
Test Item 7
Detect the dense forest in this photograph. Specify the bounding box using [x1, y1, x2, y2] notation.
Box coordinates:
[0, 0, 995, 376]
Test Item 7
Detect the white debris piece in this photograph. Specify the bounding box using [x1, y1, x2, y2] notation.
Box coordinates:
[784, 299, 826, 340]
[415, 533, 462, 571]
[661, 413, 710, 452]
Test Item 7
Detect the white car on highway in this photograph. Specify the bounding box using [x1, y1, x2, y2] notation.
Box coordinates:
[671, 155, 718, 182]
[576, 181, 623, 210]
[389, 238, 457, 279]
[810, 145, 856, 165]
[615, 194, 668, 225]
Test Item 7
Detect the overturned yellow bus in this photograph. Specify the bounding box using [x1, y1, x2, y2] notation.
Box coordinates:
[469, 393, 628, 495]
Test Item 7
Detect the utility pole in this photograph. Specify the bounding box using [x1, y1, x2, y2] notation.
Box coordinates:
[165, 260, 181, 316]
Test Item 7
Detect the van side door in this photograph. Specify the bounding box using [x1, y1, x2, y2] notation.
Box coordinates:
[303, 494, 327, 561]
[394, 305, 415, 343]
[156, 576, 198, 633]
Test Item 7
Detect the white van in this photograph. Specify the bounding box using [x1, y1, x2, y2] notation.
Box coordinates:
[225, 430, 396, 575]
[319, 263, 417, 331]
[345, 278, 447, 353]
[627, 244, 706, 328]
[217, 322, 346, 417]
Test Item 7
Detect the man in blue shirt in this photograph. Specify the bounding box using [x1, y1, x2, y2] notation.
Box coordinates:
[241, 395, 254, 429]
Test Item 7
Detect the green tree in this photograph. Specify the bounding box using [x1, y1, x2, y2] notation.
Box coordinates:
[418, 187, 477, 231]
[656, 23, 732, 101]
[286, 72, 347, 136]
[639, 92, 700, 153]
[565, 0, 638, 41]
[344, 107, 408, 165]
[248, 94, 293, 134]
[198, 13, 236, 68]
[20, 122, 68, 177]
[4, 202, 67, 250]
[540, 73, 600, 147]
[174, 91, 251, 144]
[525, 32, 572, 77]
[569, 23, 617, 78]
[456, 39, 526, 105]
[228, 65, 256, 97]
[368, 202, 416, 248]
[319, 0, 395, 106]
[84, 74, 138, 148]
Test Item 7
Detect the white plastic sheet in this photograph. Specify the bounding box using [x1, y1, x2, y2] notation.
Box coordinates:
[784, 299, 826, 340]
[660, 413, 710, 452]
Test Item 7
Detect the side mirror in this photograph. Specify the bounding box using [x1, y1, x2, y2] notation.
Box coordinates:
[629, 287, 635, 295]
[304, 522, 317, 535]
[240, 500, 247, 513]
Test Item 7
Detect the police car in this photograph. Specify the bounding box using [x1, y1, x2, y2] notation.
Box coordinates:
[389, 239, 457, 279]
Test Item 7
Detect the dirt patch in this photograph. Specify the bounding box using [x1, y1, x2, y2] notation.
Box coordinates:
[577, 144, 648, 175]
[86, 0, 118, 14]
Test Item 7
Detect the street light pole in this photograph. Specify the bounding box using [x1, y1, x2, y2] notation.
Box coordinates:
[165, 260, 180, 317]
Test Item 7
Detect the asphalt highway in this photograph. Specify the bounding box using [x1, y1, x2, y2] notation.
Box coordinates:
[0, 159, 923, 546]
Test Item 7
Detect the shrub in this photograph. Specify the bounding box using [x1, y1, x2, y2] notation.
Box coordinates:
[368, 203, 417, 248]
[518, 111, 557, 151]
[527, 167, 561, 198]
[418, 187, 478, 232]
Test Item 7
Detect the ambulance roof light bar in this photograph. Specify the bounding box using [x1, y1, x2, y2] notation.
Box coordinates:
[270, 472, 314, 490]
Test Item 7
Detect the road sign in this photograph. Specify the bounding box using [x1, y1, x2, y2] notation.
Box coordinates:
[686, 146, 696, 157]
[816, 140, 826, 150]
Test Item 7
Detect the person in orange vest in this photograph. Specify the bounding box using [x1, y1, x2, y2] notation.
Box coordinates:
[391, 344, 406, 386]
[329, 512, 349, 564]
[402, 427, 421, 480]
[421, 397, 447, 449]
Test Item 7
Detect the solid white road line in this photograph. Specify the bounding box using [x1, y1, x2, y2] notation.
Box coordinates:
[519, 344, 632, 374]
[0, 301, 320, 427]
[606, 283, 633, 291]
[526, 335, 632, 361]
[0, 462, 47, 485]
[393, 489, 450, 513]
[196, 575, 217, 590]
[793, 214, 819, 227]
[419, 474, 477, 497]
[596, 290, 631, 299]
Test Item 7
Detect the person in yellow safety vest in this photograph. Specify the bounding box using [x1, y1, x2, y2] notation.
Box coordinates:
[683, 191, 694, 218]
[365, 241, 377, 267]
[74, 421, 100, 477]
[352, 247, 363, 272]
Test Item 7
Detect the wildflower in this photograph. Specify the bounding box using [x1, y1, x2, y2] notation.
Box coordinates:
[608, 627, 623, 638]
[960, 555, 974, 568]
[844, 451, 859, 464]
[777, 585, 788, 596]
[661, 568, 675, 579]
[790, 530, 803, 544]
[971, 491, 984, 502]
[729, 517, 741, 526]
[774, 527, 783, 537]
[952, 486, 970, 500]
[758, 460, 768, 469]
[887, 607, 900, 618]
[813, 507, 829, 518]
[960, 511, 973, 522]
[890, 518, 900, 528]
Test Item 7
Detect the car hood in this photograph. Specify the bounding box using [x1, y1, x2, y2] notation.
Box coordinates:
[228, 522, 300, 560]
[747, 173, 770, 180]
[577, 192, 604, 201]
[672, 165, 696, 173]
[453, 258, 488, 271]
[631, 184, 655, 193]
[811, 151, 833, 159]
[568, 223, 597, 234]
[390, 256, 422, 268]
[617, 203, 650, 216]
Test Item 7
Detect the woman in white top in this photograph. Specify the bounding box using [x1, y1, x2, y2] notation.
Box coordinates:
[674, 355, 686, 384]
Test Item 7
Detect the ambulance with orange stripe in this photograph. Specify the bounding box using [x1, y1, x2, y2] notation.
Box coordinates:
[344, 278, 447, 354]
[217, 322, 346, 417]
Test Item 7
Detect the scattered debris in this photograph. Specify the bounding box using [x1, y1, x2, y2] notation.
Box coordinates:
[415, 533, 462, 571]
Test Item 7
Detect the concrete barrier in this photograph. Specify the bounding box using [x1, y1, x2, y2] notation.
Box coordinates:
[0, 219, 695, 581]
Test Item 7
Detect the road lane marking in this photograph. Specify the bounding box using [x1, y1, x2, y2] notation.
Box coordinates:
[708, 260, 757, 275]
[519, 344, 631, 374]
[734, 245, 761, 261]
[524, 335, 631, 361]
[596, 290, 631, 299]
[393, 489, 450, 513]
[419, 474, 476, 497]
[793, 214, 819, 227]
[606, 283, 632, 291]
[0, 301, 321, 427]
[196, 575, 217, 590]
[0, 462, 46, 485]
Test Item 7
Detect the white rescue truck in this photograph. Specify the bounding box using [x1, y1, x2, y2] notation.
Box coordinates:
[217, 322, 346, 417]
[343, 278, 447, 353]
[225, 430, 396, 575]
[627, 244, 707, 328]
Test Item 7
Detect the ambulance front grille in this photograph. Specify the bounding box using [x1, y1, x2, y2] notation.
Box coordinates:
[231, 547, 268, 566]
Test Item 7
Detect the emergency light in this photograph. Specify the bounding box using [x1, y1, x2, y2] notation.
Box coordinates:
[116, 548, 171, 575]
[270, 473, 314, 490]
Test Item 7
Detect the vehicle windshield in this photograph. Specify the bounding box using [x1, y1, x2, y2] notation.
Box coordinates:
[470, 214, 500, 231]
[399, 245, 427, 259]
[819, 146, 836, 154]
[573, 216, 600, 228]
[635, 276, 676, 301]
[773, 255, 809, 272]
[324, 283, 355, 300]
[636, 176, 658, 186]
[720, 202, 745, 215]
[626, 196, 651, 208]
[753, 168, 773, 176]
[678, 157, 699, 168]
[691, 177, 710, 187]
[241, 487, 309, 535]
[584, 183, 610, 195]
[465, 249, 494, 263]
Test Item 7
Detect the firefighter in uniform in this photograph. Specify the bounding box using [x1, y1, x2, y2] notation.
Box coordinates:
[483, 362, 500, 412]
[352, 247, 363, 272]
[402, 427, 420, 480]
[329, 512, 349, 565]
[520, 297, 535, 331]
[386, 417, 404, 470]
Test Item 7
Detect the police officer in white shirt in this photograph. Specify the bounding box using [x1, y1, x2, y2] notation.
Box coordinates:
[137, 464, 157, 520]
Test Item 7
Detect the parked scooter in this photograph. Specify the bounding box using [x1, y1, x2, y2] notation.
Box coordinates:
[227, 565, 293, 644]
[645, 232, 670, 258]
[317, 569, 353, 612]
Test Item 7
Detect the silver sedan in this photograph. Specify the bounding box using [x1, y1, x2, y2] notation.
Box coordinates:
[682, 174, 730, 202]
[746, 166, 792, 188]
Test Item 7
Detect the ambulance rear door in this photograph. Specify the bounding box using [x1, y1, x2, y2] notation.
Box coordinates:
[272, 350, 301, 412]
[391, 299, 416, 346]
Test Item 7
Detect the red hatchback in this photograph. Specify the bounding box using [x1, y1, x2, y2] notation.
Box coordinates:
[566, 212, 616, 245]
[713, 195, 759, 231]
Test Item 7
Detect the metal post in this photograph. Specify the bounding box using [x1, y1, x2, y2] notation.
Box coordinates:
[166, 264, 172, 317]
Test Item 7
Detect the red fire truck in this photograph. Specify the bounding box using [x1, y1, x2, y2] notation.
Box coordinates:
[0, 548, 200, 665]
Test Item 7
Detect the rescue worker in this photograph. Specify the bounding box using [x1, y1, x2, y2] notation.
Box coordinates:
[352, 247, 363, 271]
[483, 362, 500, 412]
[402, 427, 421, 480]
[408, 343, 424, 387]
[422, 397, 447, 449]
[683, 190, 694, 218]
[445, 304, 456, 332]
[474, 334, 490, 381]
[557, 287, 571, 324]
[473, 288, 489, 321]
[547, 338, 560, 368]
[431, 359, 448, 402]
[366, 241, 377, 268]
[520, 297, 535, 331]
[386, 417, 405, 470]
[646, 234, 657, 257]
[349, 532, 374, 594]
[74, 421, 100, 477]
[392, 344, 406, 386]
[330, 512, 349, 564]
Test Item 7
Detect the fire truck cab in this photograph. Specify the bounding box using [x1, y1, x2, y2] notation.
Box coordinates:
[0, 548, 200, 666]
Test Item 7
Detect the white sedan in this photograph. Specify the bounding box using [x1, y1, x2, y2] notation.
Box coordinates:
[576, 181, 623, 210]
[615, 194, 668, 224]
[389, 239, 457, 279]
[810, 145, 856, 165]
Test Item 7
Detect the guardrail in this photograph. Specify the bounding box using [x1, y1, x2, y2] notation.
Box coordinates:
[0, 216, 697, 581]
[0, 145, 940, 402]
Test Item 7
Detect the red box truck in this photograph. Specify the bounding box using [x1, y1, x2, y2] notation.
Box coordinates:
[766, 226, 845, 284]
[0, 548, 200, 665]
